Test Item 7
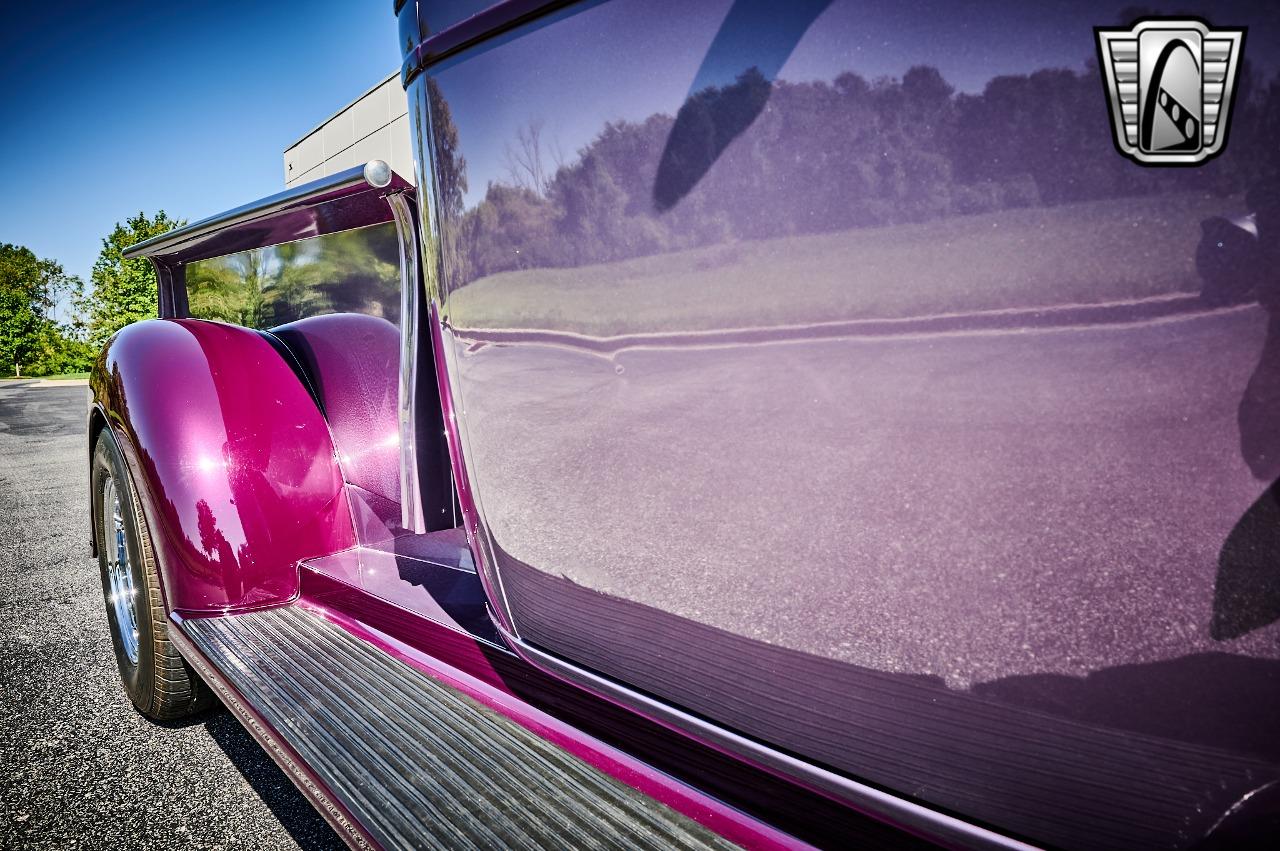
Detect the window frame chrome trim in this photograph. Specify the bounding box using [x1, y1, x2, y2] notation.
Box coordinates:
[387, 190, 427, 534]
[122, 161, 410, 263]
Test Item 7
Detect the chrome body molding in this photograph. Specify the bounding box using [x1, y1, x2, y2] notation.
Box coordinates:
[123, 161, 401, 262]
[119, 160, 413, 324]
[387, 190, 426, 534]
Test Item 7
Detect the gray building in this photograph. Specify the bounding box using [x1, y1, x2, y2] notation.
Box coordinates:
[283, 73, 414, 188]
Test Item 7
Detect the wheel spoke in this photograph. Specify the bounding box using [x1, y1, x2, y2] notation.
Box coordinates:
[103, 476, 140, 665]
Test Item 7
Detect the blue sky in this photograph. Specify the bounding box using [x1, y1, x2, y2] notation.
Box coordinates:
[0, 1, 400, 316]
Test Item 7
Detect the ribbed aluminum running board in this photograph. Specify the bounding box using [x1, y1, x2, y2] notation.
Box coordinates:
[180, 606, 736, 851]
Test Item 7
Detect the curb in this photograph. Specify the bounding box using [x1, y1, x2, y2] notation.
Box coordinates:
[0, 378, 90, 387]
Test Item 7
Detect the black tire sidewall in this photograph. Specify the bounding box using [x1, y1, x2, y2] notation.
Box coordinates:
[92, 429, 158, 712]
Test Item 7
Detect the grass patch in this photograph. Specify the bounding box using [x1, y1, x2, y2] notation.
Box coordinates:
[449, 192, 1241, 336]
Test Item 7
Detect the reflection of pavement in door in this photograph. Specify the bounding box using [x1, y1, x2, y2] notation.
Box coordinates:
[455, 301, 1280, 688]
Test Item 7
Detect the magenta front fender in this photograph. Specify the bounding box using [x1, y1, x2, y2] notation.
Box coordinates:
[91, 319, 357, 613]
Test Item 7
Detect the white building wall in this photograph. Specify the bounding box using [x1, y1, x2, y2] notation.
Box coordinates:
[284, 73, 414, 188]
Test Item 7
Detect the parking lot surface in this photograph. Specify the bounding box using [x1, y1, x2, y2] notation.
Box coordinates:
[0, 380, 340, 850]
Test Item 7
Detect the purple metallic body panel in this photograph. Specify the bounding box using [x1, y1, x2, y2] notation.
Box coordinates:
[302, 527, 498, 642]
[406, 0, 1280, 846]
[92, 319, 356, 612]
[426, 300, 514, 632]
[270, 313, 405, 543]
[87, 148, 841, 848]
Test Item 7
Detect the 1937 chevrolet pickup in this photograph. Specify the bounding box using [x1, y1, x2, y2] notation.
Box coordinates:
[88, 1, 1280, 848]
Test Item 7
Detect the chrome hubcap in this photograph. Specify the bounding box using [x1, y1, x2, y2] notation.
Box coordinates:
[103, 477, 140, 665]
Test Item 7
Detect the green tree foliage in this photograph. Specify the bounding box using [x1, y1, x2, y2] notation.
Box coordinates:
[184, 222, 401, 330]
[82, 211, 182, 348]
[425, 78, 470, 293]
[0, 244, 85, 377]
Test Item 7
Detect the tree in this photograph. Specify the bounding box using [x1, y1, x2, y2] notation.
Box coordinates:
[504, 119, 563, 195]
[0, 244, 82, 377]
[182, 223, 401, 329]
[82, 211, 182, 348]
[425, 80, 471, 294]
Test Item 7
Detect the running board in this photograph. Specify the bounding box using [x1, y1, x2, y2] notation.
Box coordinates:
[177, 606, 736, 851]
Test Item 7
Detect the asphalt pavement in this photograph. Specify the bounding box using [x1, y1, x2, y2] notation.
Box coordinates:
[0, 380, 341, 851]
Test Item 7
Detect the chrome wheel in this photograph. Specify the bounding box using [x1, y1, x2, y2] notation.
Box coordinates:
[103, 476, 140, 665]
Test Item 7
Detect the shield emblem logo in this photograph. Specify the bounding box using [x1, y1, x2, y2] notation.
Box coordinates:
[1095, 19, 1246, 165]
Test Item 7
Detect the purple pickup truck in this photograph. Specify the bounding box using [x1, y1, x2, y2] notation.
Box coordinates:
[88, 2, 1279, 848]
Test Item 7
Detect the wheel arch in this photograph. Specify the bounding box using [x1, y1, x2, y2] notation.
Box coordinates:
[90, 318, 358, 615]
[87, 403, 109, 558]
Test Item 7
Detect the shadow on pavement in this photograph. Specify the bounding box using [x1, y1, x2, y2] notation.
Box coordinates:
[201, 707, 343, 850]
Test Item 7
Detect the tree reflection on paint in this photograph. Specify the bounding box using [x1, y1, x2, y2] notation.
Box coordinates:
[436, 59, 1280, 285]
[424, 55, 1280, 335]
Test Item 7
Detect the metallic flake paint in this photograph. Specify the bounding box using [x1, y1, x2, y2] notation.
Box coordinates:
[405, 0, 1280, 846]
[92, 319, 356, 612]
[269, 313, 406, 544]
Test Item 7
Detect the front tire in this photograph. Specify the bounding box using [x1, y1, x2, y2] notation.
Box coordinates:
[92, 428, 212, 719]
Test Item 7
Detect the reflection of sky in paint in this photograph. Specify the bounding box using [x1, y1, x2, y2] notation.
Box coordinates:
[683, 0, 834, 93]
[429, 0, 732, 207]
[429, 0, 1279, 209]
